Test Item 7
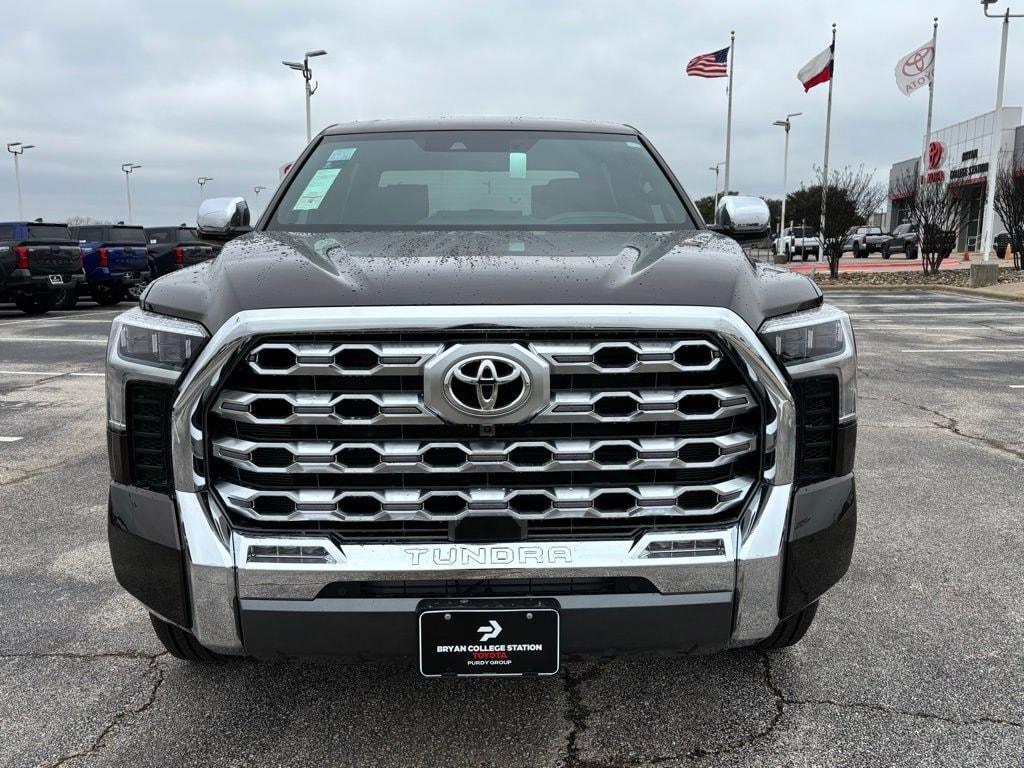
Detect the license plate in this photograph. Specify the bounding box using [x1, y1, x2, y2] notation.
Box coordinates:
[48, 274, 64, 285]
[419, 608, 560, 677]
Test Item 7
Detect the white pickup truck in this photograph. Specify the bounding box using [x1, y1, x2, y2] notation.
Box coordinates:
[771, 226, 823, 262]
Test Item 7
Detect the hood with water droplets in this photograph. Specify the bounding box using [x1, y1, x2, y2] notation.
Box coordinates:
[142, 229, 821, 333]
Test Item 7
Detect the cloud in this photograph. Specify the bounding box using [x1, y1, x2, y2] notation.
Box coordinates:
[0, 0, 1018, 224]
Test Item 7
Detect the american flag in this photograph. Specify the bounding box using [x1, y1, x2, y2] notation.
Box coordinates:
[686, 47, 729, 78]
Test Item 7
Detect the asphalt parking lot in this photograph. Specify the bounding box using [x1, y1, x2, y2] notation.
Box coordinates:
[0, 291, 1022, 768]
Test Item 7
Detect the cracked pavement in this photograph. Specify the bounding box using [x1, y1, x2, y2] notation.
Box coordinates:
[0, 291, 1022, 767]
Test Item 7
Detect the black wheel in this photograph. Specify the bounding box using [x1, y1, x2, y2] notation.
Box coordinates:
[784, 248, 792, 263]
[149, 614, 226, 661]
[54, 286, 78, 310]
[907, 246, 918, 260]
[14, 294, 53, 315]
[852, 243, 861, 258]
[93, 285, 124, 306]
[755, 601, 819, 650]
[882, 245, 890, 259]
[801, 252, 807, 261]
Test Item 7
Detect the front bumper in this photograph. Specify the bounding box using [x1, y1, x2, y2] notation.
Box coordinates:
[108, 475, 856, 658]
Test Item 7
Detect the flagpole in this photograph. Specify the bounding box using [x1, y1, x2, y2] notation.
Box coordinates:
[921, 17, 938, 178]
[819, 23, 836, 237]
[723, 30, 735, 196]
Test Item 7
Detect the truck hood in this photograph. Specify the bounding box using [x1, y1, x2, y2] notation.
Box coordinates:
[143, 229, 821, 334]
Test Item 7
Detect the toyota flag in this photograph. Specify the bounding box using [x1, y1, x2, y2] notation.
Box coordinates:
[895, 40, 935, 96]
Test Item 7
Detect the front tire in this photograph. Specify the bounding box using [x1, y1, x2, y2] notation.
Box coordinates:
[92, 285, 125, 306]
[907, 246, 918, 260]
[882, 245, 890, 259]
[755, 601, 819, 650]
[14, 294, 53, 315]
[149, 614, 225, 662]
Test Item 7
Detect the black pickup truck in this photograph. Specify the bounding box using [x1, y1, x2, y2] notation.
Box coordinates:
[0, 221, 85, 314]
[882, 223, 920, 259]
[106, 118, 857, 672]
[145, 226, 217, 279]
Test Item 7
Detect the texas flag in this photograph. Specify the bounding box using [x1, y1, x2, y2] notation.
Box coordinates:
[798, 44, 834, 92]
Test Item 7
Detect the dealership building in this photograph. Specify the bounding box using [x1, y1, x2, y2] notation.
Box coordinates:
[888, 107, 1024, 252]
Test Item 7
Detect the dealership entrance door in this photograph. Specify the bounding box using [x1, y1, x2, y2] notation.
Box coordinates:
[954, 183, 985, 252]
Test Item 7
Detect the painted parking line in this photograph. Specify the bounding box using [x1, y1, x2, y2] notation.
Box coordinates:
[0, 336, 107, 345]
[0, 436, 24, 443]
[0, 313, 121, 327]
[898, 348, 1024, 353]
[0, 369, 103, 377]
[1010, 385, 1024, 389]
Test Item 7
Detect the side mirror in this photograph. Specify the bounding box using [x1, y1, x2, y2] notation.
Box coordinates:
[197, 197, 252, 243]
[708, 196, 771, 243]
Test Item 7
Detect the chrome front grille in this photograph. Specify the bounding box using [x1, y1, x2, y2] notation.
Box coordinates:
[204, 330, 763, 539]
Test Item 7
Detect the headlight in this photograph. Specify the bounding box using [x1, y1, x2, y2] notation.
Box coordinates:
[759, 304, 856, 420]
[106, 308, 208, 428]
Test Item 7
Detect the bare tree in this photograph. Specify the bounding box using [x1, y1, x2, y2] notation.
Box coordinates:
[890, 171, 972, 275]
[816, 166, 887, 279]
[993, 160, 1024, 270]
[65, 215, 113, 227]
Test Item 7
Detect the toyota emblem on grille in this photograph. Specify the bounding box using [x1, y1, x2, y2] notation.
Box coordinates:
[445, 355, 531, 416]
[423, 344, 550, 424]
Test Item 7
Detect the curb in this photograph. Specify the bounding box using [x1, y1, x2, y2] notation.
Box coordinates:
[817, 283, 1024, 303]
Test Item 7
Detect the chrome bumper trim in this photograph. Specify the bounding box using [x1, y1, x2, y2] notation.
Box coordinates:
[177, 481, 792, 652]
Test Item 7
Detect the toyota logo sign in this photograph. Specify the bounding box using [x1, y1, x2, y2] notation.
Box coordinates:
[423, 344, 551, 424]
[901, 46, 934, 77]
[927, 141, 944, 170]
[444, 355, 530, 416]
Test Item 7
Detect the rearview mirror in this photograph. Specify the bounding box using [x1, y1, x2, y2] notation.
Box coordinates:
[197, 197, 252, 243]
[708, 196, 771, 243]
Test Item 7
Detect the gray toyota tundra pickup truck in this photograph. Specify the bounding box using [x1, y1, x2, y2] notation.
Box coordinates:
[106, 118, 857, 675]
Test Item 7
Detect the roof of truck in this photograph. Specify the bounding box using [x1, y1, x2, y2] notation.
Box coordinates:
[322, 117, 637, 136]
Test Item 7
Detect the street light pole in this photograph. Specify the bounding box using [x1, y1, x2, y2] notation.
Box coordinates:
[773, 113, 802, 239]
[121, 163, 142, 224]
[7, 142, 35, 219]
[253, 185, 267, 216]
[283, 50, 327, 144]
[978, 1, 1020, 261]
[709, 162, 725, 213]
[197, 176, 214, 203]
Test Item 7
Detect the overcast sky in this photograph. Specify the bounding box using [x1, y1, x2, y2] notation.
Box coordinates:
[2, 0, 1020, 226]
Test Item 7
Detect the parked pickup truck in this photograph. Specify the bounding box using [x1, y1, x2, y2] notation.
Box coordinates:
[772, 226, 823, 261]
[68, 224, 150, 307]
[145, 226, 217, 279]
[106, 118, 857, 671]
[0, 221, 85, 314]
[841, 226, 890, 258]
[882, 223, 920, 259]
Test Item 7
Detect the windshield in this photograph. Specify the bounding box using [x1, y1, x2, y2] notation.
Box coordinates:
[268, 131, 693, 231]
[177, 228, 202, 242]
[27, 225, 72, 241]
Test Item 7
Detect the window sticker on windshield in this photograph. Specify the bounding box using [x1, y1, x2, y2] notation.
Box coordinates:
[327, 148, 357, 163]
[293, 168, 341, 210]
[509, 152, 527, 179]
